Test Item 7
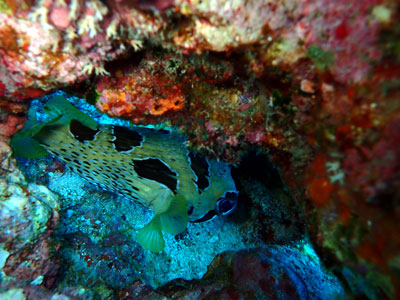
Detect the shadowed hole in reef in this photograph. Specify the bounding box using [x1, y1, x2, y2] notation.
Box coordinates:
[231, 148, 284, 190]
[230, 149, 305, 244]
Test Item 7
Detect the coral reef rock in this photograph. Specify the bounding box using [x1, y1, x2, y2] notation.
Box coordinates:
[0, 0, 399, 299]
[0, 140, 60, 289]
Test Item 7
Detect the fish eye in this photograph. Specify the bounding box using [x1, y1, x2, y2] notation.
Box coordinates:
[216, 191, 238, 216]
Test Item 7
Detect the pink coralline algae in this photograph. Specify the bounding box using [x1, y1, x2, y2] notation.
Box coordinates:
[0, 0, 166, 100]
[0, 0, 386, 101]
[299, 0, 384, 83]
[173, 0, 288, 52]
[174, 0, 384, 84]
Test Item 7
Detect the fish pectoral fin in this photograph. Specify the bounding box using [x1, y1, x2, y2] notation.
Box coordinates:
[159, 195, 188, 235]
[136, 215, 165, 252]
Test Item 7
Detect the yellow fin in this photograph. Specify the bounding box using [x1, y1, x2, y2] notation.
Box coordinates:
[136, 215, 165, 252]
[159, 195, 188, 235]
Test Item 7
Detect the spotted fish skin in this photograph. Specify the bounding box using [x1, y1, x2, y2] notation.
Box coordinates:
[35, 119, 236, 221]
[10, 95, 238, 251]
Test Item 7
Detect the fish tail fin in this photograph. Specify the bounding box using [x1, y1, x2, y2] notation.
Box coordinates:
[10, 113, 63, 159]
[136, 215, 165, 252]
[11, 95, 97, 159]
[159, 195, 188, 235]
[43, 95, 97, 129]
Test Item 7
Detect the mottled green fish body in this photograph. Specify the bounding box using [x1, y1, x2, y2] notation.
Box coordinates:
[11, 96, 237, 252]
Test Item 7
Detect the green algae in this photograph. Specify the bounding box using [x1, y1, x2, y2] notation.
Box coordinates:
[306, 44, 334, 71]
[0, 0, 12, 15]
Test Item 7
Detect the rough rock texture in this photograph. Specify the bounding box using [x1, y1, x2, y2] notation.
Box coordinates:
[119, 246, 345, 300]
[0, 0, 158, 100]
[0, 140, 61, 288]
[0, 0, 388, 100]
[95, 51, 282, 161]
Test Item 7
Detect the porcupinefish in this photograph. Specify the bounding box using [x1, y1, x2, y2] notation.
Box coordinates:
[11, 95, 238, 252]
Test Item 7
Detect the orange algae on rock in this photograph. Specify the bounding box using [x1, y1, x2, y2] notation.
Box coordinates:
[308, 178, 335, 208]
[94, 51, 306, 162]
[149, 94, 185, 116]
[96, 63, 186, 120]
[305, 155, 335, 207]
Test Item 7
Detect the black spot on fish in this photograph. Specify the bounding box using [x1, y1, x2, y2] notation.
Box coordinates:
[112, 126, 143, 152]
[121, 188, 138, 200]
[191, 210, 217, 223]
[64, 157, 72, 162]
[188, 152, 210, 192]
[69, 120, 99, 142]
[188, 205, 194, 216]
[126, 180, 140, 191]
[71, 151, 80, 158]
[132, 158, 177, 193]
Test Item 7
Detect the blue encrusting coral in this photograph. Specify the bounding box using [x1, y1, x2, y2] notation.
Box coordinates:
[11, 91, 347, 298]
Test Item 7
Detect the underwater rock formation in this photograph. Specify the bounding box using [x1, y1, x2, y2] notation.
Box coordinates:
[0, 0, 386, 100]
[0, 0, 399, 299]
[120, 246, 346, 300]
[0, 140, 60, 288]
[0, 0, 161, 100]
[95, 51, 289, 161]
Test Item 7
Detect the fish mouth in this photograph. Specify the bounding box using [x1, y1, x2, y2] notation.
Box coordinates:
[215, 191, 238, 216]
[190, 190, 239, 223]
